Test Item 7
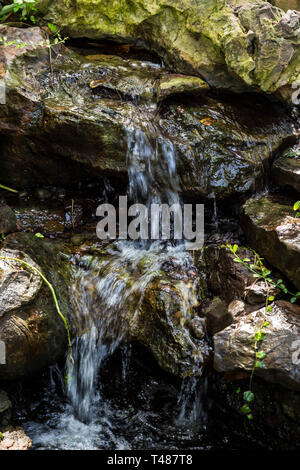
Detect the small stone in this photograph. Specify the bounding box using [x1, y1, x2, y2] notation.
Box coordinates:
[35, 188, 52, 200]
[202, 296, 232, 335]
[156, 74, 209, 102]
[0, 390, 11, 414]
[0, 204, 17, 234]
[56, 188, 67, 200]
[71, 234, 85, 246]
[228, 300, 245, 317]
[245, 282, 280, 305]
[189, 317, 206, 339]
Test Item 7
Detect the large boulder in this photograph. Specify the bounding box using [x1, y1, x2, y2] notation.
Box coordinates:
[214, 300, 300, 390]
[0, 26, 297, 199]
[39, 0, 300, 102]
[272, 144, 300, 192]
[0, 234, 71, 381]
[74, 243, 210, 378]
[241, 195, 300, 290]
[271, 1, 300, 12]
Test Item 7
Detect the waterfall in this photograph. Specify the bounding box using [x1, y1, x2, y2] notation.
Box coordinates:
[65, 120, 203, 429]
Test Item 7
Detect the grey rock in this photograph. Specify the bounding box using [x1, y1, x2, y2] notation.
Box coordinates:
[0, 249, 42, 317]
[0, 204, 17, 235]
[202, 296, 232, 335]
[214, 301, 300, 390]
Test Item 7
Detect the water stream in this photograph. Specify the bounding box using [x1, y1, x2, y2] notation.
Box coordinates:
[18, 120, 206, 449]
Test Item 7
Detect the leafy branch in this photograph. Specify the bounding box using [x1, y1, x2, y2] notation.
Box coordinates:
[0, 0, 38, 24]
[225, 243, 300, 420]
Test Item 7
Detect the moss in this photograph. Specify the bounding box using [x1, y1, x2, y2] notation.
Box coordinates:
[39, 0, 300, 99]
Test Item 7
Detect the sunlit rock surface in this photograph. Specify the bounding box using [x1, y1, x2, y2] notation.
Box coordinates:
[242, 195, 300, 290]
[40, 0, 300, 101]
[214, 300, 300, 390]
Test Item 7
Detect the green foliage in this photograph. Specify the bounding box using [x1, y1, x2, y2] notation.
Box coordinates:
[0, 431, 3, 441]
[293, 201, 300, 218]
[226, 243, 300, 420]
[0, 0, 38, 23]
[34, 232, 44, 238]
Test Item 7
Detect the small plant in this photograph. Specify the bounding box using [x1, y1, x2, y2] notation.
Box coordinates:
[34, 232, 44, 238]
[0, 431, 3, 441]
[0, 0, 38, 24]
[225, 244, 300, 420]
[294, 201, 300, 218]
[0, 23, 68, 86]
[0, 183, 18, 193]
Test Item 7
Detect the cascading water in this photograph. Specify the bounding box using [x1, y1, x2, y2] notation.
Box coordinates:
[64, 119, 204, 432]
[18, 111, 207, 450]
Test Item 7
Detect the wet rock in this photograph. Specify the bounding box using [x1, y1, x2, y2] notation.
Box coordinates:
[0, 203, 17, 235]
[272, 145, 300, 192]
[245, 280, 280, 305]
[0, 234, 71, 381]
[0, 426, 32, 450]
[0, 250, 42, 316]
[131, 276, 210, 377]
[228, 299, 245, 317]
[202, 296, 233, 335]
[35, 188, 52, 201]
[42, 0, 300, 101]
[156, 74, 209, 102]
[241, 195, 300, 290]
[0, 26, 297, 198]
[202, 245, 257, 303]
[271, 1, 300, 13]
[14, 201, 84, 235]
[214, 301, 300, 390]
[0, 390, 11, 426]
[75, 245, 210, 378]
[275, 388, 300, 423]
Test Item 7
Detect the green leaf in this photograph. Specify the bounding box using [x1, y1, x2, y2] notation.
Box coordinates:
[241, 404, 251, 414]
[263, 321, 270, 327]
[232, 244, 238, 254]
[247, 414, 253, 420]
[255, 361, 265, 368]
[34, 233, 44, 238]
[236, 387, 241, 394]
[48, 22, 57, 33]
[268, 296, 274, 301]
[293, 201, 300, 211]
[256, 351, 266, 359]
[255, 331, 261, 341]
[243, 391, 255, 402]
[266, 306, 272, 312]
[291, 297, 297, 303]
